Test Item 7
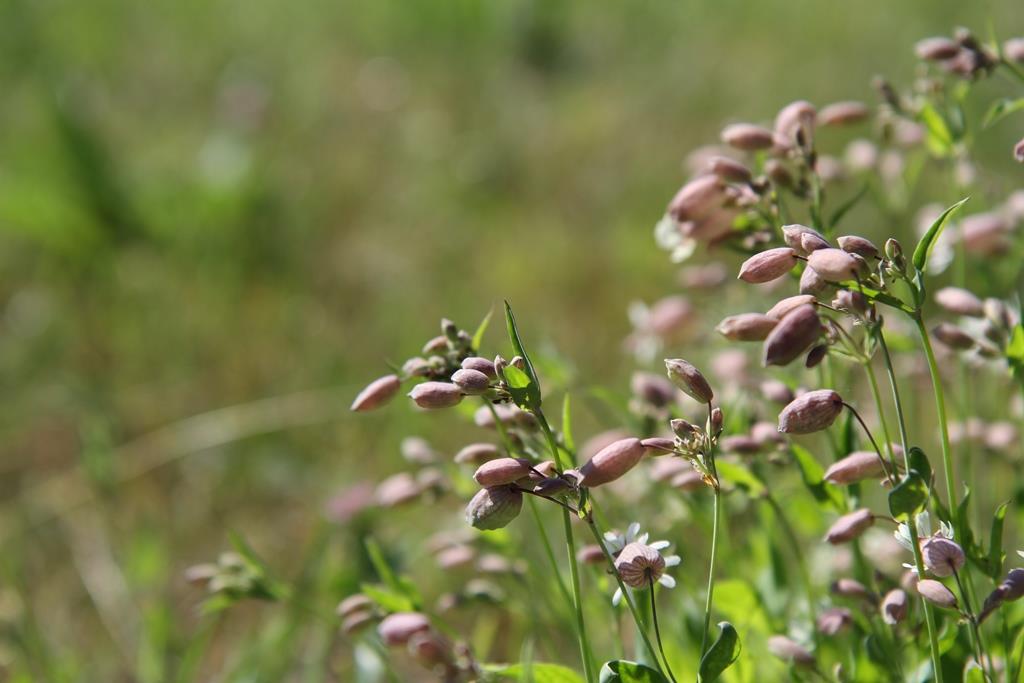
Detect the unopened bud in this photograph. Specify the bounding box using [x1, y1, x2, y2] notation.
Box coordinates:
[670, 418, 699, 439]
[884, 238, 904, 264]
[461, 356, 497, 378]
[664, 358, 714, 403]
[577, 545, 605, 565]
[799, 264, 827, 295]
[493, 355, 508, 377]
[881, 589, 909, 625]
[766, 294, 816, 320]
[760, 379, 794, 404]
[800, 231, 831, 253]
[779, 389, 843, 433]
[451, 368, 491, 395]
[915, 37, 962, 61]
[824, 508, 874, 544]
[934, 287, 984, 317]
[916, 579, 958, 609]
[1016, 137, 1024, 163]
[921, 537, 966, 577]
[817, 607, 852, 636]
[578, 437, 646, 487]
[818, 101, 871, 126]
[832, 290, 868, 315]
[667, 175, 724, 221]
[1001, 568, 1024, 601]
[710, 407, 724, 434]
[782, 224, 827, 256]
[931, 323, 975, 350]
[716, 313, 778, 341]
[837, 235, 880, 259]
[465, 486, 523, 530]
[441, 318, 459, 341]
[738, 247, 798, 283]
[824, 451, 887, 485]
[707, 156, 752, 183]
[378, 612, 432, 646]
[631, 372, 678, 408]
[763, 304, 822, 367]
[454, 443, 501, 465]
[831, 577, 870, 600]
[805, 344, 828, 368]
[351, 375, 401, 412]
[721, 123, 776, 150]
[510, 356, 526, 371]
[807, 248, 861, 282]
[774, 100, 817, 142]
[640, 436, 676, 454]
[423, 335, 449, 355]
[473, 458, 533, 487]
[767, 635, 815, 666]
[342, 611, 376, 636]
[408, 382, 464, 409]
[402, 357, 432, 377]
[764, 159, 795, 188]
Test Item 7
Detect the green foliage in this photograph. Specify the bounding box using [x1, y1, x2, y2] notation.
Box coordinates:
[888, 471, 929, 519]
[911, 197, 969, 274]
[484, 662, 586, 683]
[598, 660, 669, 683]
[699, 622, 741, 683]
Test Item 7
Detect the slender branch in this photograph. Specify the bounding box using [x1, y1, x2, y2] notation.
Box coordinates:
[841, 401, 897, 486]
[649, 582, 677, 683]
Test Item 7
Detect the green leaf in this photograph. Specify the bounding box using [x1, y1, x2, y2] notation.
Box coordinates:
[699, 622, 741, 683]
[504, 301, 543, 409]
[888, 471, 928, 519]
[561, 393, 576, 454]
[790, 444, 842, 509]
[472, 308, 493, 352]
[828, 182, 869, 231]
[907, 447, 932, 487]
[1006, 324, 1024, 381]
[504, 365, 540, 409]
[484, 662, 585, 683]
[918, 102, 954, 156]
[982, 97, 1024, 129]
[364, 537, 422, 609]
[987, 501, 1009, 580]
[911, 197, 969, 272]
[598, 660, 669, 683]
[359, 583, 415, 613]
[716, 460, 766, 497]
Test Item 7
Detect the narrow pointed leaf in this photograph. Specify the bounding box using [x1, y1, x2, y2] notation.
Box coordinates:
[699, 622, 741, 683]
[912, 197, 969, 272]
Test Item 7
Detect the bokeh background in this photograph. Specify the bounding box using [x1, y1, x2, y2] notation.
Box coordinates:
[1, 0, 1022, 679]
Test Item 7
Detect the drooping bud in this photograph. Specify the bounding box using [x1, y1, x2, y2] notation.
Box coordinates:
[493, 354, 508, 377]
[422, 335, 449, 354]
[767, 635, 815, 666]
[451, 368, 491, 395]
[454, 443, 501, 465]
[716, 313, 778, 341]
[823, 451, 887, 485]
[915, 36, 962, 61]
[881, 589, 909, 625]
[719, 435, 762, 455]
[401, 437, 437, 464]
[934, 287, 984, 317]
[774, 100, 817, 142]
[473, 458, 533, 487]
[465, 486, 524, 530]
[630, 372, 678, 408]
[576, 545, 606, 565]
[710, 407, 724, 434]
[721, 123, 776, 150]
[402, 357, 431, 377]
[779, 389, 843, 433]
[818, 101, 871, 126]
[737, 247, 798, 283]
[807, 248, 861, 281]
[763, 304, 822, 367]
[578, 437, 646, 487]
[509, 356, 526, 371]
[800, 231, 830, 253]
[837, 235, 880, 259]
[931, 323, 975, 350]
[760, 379, 794, 404]
[831, 577, 870, 600]
[765, 159, 794, 188]
[461, 356, 497, 378]
[408, 381, 464, 409]
[614, 542, 667, 588]
[375, 472, 422, 507]
[640, 437, 676, 454]
[921, 537, 966, 577]
[378, 612, 432, 646]
[824, 508, 875, 544]
[816, 607, 852, 636]
[664, 359, 714, 403]
[805, 344, 828, 368]
[707, 156, 752, 183]
[670, 418, 699, 439]
[667, 175, 724, 221]
[766, 294, 816, 320]
[782, 224, 828, 256]
[342, 611, 376, 635]
[917, 579, 958, 609]
[351, 374, 402, 412]
[799, 264, 827, 295]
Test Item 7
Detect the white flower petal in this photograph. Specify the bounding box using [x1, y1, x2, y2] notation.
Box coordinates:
[612, 588, 623, 606]
[659, 575, 677, 589]
[650, 540, 670, 551]
[627, 522, 641, 539]
[665, 555, 681, 567]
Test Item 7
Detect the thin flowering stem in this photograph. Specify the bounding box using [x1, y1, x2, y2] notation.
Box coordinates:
[841, 402, 897, 487]
[583, 515, 666, 677]
[700, 477, 722, 659]
[876, 326, 944, 683]
[953, 567, 992, 682]
[518, 487, 580, 515]
[648, 582, 677, 683]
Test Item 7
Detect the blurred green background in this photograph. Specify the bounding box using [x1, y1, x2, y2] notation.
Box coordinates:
[0, 0, 1021, 679]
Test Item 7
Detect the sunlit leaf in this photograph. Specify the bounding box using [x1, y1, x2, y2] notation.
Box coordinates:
[598, 660, 669, 683]
[699, 621, 741, 683]
[911, 197, 969, 272]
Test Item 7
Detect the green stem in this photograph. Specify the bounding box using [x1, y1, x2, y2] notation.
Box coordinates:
[700, 487, 722, 659]
[863, 357, 897, 470]
[649, 584, 677, 683]
[952, 569, 991, 681]
[876, 326, 944, 683]
[912, 314, 957, 527]
[527, 497, 574, 610]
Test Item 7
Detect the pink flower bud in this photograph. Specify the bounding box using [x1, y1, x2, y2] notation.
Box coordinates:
[579, 437, 646, 487]
[760, 379, 794, 404]
[1000, 568, 1024, 601]
[721, 123, 776, 150]
[799, 263, 827, 294]
[454, 442, 501, 465]
[719, 435, 762, 455]
[817, 607, 852, 636]
[916, 579, 958, 609]
[667, 175, 724, 221]
[351, 374, 401, 412]
[837, 235, 880, 259]
[631, 371, 678, 407]
[647, 295, 696, 340]
[915, 37, 962, 60]
[765, 159, 795, 188]
[707, 156, 752, 183]
[577, 545, 605, 565]
[375, 472, 422, 507]
[337, 594, 374, 618]
[881, 589, 909, 625]
[961, 212, 1010, 255]
[614, 542, 667, 587]
[342, 611, 376, 636]
[932, 323, 975, 350]
[461, 356, 497, 378]
[435, 544, 475, 569]
[465, 486, 523, 530]
[716, 312, 778, 341]
[408, 382, 463, 409]
[664, 358, 714, 403]
[640, 436, 676, 454]
[767, 635, 815, 666]
[783, 224, 828, 255]
[1016, 138, 1024, 163]
[473, 403, 536, 429]
[823, 451, 887, 485]
[422, 335, 449, 354]
[378, 612, 432, 646]
[807, 248, 861, 281]
[800, 231, 830, 253]
[763, 304, 822, 367]
[935, 287, 984, 317]
[738, 247, 798, 283]
[766, 294, 816, 321]
[473, 458, 533, 487]
[1005, 38, 1024, 63]
[831, 577, 870, 600]
[921, 537, 966, 577]
[451, 368, 491, 395]
[779, 389, 843, 433]
[774, 100, 817, 142]
[818, 101, 871, 126]
[824, 508, 874, 544]
[650, 457, 690, 482]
